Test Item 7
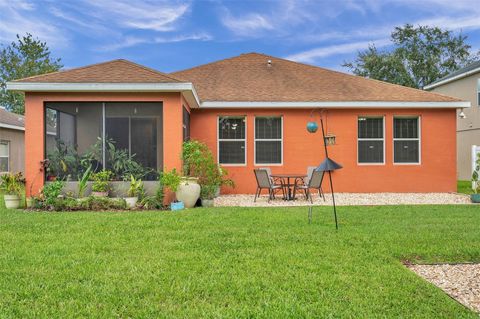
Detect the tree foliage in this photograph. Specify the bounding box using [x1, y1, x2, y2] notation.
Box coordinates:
[343, 24, 479, 89]
[0, 34, 62, 114]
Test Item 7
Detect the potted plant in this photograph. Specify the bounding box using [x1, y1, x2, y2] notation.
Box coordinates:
[91, 170, 112, 197]
[124, 175, 144, 208]
[161, 168, 186, 210]
[200, 184, 217, 207]
[471, 153, 480, 203]
[0, 172, 25, 209]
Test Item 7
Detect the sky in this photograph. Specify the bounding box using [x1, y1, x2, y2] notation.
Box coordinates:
[1, 0, 480, 73]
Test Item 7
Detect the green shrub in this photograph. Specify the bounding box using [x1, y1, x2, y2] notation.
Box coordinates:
[161, 168, 181, 193]
[91, 170, 112, 193]
[127, 175, 144, 198]
[42, 180, 65, 206]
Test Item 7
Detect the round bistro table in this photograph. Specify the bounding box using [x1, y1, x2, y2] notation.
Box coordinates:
[270, 174, 307, 200]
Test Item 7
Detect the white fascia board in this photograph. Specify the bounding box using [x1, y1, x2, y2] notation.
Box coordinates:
[200, 101, 471, 109]
[6, 82, 201, 107]
[0, 123, 24, 131]
[424, 67, 480, 90]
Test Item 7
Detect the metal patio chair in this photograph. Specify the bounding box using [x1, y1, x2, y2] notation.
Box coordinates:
[293, 169, 326, 203]
[253, 169, 285, 202]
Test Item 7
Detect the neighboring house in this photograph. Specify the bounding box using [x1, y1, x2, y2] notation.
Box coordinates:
[424, 61, 480, 180]
[0, 107, 25, 174]
[6, 53, 469, 196]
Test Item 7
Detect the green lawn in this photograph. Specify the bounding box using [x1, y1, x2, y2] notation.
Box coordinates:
[458, 180, 473, 195]
[1, 205, 479, 318]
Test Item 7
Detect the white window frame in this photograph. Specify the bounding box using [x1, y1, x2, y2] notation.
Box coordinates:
[357, 116, 385, 165]
[0, 140, 10, 172]
[254, 116, 283, 166]
[217, 116, 247, 166]
[393, 116, 421, 165]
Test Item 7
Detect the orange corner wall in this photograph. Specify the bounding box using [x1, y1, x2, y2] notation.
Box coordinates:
[190, 108, 457, 193]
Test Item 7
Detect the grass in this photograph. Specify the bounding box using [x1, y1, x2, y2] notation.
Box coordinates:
[1, 205, 479, 318]
[458, 180, 473, 195]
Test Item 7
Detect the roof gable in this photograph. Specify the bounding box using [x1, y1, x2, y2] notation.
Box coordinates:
[172, 52, 461, 103]
[14, 59, 185, 83]
[424, 60, 480, 90]
[0, 107, 24, 129]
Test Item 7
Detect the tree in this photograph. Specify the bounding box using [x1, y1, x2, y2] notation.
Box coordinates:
[0, 34, 62, 114]
[343, 24, 479, 89]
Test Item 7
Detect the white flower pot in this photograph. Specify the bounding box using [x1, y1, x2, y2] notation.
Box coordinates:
[202, 199, 214, 207]
[4, 194, 21, 209]
[124, 197, 138, 209]
[175, 177, 200, 208]
[92, 191, 108, 197]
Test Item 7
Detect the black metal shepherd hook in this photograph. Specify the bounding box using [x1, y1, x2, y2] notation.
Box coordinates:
[306, 109, 343, 230]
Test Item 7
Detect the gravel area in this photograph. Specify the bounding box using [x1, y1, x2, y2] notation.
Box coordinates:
[214, 193, 470, 207]
[408, 264, 480, 313]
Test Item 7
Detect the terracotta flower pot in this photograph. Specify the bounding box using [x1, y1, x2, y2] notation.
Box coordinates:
[4, 194, 21, 209]
[175, 177, 200, 208]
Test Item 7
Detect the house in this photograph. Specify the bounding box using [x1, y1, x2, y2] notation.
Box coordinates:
[0, 107, 25, 174]
[6, 53, 469, 197]
[424, 61, 480, 180]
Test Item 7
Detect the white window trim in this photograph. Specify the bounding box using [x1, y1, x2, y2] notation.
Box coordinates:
[477, 79, 480, 106]
[217, 116, 247, 166]
[0, 140, 10, 172]
[357, 116, 385, 165]
[393, 116, 421, 165]
[254, 116, 283, 166]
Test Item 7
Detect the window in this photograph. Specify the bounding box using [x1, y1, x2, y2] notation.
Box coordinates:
[394, 117, 420, 164]
[218, 116, 246, 165]
[0, 140, 9, 172]
[183, 106, 190, 142]
[358, 117, 384, 164]
[255, 117, 282, 164]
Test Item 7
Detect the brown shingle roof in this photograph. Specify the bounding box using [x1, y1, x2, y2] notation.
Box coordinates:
[14, 59, 185, 83]
[172, 52, 460, 102]
[0, 107, 24, 129]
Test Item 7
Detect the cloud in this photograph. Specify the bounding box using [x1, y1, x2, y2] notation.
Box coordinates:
[286, 38, 391, 63]
[99, 32, 213, 52]
[0, 0, 68, 48]
[221, 11, 274, 36]
[83, 0, 190, 32]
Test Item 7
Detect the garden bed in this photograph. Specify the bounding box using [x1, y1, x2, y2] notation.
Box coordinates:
[408, 263, 480, 313]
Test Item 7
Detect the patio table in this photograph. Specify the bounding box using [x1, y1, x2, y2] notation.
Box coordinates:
[270, 174, 307, 201]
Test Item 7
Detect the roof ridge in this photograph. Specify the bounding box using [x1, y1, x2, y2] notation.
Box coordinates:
[171, 52, 263, 74]
[119, 59, 186, 83]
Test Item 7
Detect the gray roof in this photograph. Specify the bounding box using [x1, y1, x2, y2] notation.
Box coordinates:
[0, 107, 24, 130]
[425, 60, 480, 89]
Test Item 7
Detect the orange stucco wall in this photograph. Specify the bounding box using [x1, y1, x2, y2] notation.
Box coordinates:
[24, 92, 184, 197]
[190, 108, 457, 193]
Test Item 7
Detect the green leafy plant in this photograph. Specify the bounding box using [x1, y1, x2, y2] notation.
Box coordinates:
[91, 170, 112, 193]
[472, 153, 480, 194]
[77, 165, 92, 198]
[140, 181, 165, 210]
[182, 140, 234, 199]
[46, 140, 82, 180]
[42, 180, 65, 206]
[127, 175, 144, 198]
[161, 168, 181, 193]
[0, 172, 25, 196]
